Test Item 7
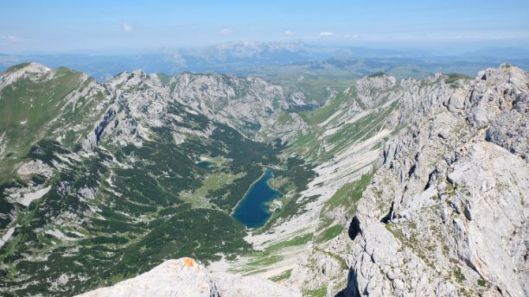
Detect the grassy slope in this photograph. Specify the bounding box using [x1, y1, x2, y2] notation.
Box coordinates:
[288, 84, 398, 164]
[0, 67, 107, 181]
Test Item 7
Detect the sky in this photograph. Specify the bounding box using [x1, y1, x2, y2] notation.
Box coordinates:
[1, 0, 529, 53]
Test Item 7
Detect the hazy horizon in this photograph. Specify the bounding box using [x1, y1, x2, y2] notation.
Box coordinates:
[2, 42, 529, 57]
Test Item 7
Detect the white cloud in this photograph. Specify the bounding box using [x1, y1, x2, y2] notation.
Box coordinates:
[219, 28, 232, 35]
[319, 31, 335, 37]
[284, 30, 294, 36]
[122, 23, 133, 33]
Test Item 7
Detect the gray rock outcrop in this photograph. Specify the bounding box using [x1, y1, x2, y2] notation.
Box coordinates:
[76, 257, 301, 297]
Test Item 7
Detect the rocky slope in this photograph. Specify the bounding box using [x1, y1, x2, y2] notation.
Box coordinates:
[340, 65, 529, 296]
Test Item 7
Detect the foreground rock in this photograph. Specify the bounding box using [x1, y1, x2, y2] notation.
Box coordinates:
[76, 257, 301, 297]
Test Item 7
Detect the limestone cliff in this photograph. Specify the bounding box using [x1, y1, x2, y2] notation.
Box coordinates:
[343, 65, 529, 296]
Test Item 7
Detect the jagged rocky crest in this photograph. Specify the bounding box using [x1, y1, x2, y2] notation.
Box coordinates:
[83, 68, 308, 149]
[342, 65, 529, 297]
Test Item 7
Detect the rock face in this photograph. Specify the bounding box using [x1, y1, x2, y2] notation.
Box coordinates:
[84, 69, 307, 149]
[76, 257, 301, 297]
[343, 65, 529, 296]
[76, 258, 219, 297]
[355, 73, 397, 109]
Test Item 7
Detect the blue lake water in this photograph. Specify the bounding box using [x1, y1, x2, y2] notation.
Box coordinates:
[233, 169, 281, 228]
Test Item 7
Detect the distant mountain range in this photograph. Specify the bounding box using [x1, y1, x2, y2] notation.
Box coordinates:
[1, 42, 528, 80]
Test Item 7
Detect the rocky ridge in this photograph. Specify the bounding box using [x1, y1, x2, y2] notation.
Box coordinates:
[92, 69, 308, 147]
[341, 65, 529, 296]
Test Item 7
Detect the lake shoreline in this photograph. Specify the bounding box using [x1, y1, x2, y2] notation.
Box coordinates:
[232, 167, 282, 228]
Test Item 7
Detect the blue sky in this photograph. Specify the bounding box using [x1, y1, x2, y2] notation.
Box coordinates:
[1, 0, 529, 53]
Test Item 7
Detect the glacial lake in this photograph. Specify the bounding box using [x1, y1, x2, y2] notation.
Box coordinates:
[233, 169, 281, 228]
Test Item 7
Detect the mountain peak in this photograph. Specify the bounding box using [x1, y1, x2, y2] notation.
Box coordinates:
[0, 62, 54, 92]
[5, 62, 51, 74]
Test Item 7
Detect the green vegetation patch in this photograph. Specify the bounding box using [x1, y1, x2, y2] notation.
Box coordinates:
[276, 111, 293, 125]
[301, 89, 355, 126]
[304, 285, 327, 297]
[245, 254, 283, 268]
[180, 171, 245, 209]
[477, 277, 487, 287]
[445, 73, 470, 84]
[265, 233, 313, 253]
[453, 266, 466, 283]
[316, 224, 344, 243]
[269, 269, 292, 282]
[323, 173, 373, 215]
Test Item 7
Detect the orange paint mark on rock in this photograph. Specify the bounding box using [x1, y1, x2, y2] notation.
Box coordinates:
[183, 257, 196, 267]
